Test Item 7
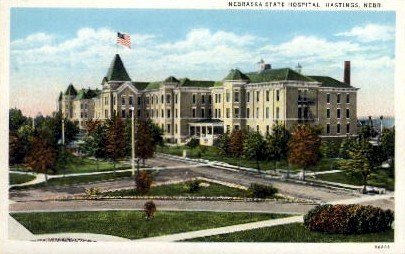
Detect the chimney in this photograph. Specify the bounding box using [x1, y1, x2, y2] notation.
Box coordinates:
[344, 61, 351, 85]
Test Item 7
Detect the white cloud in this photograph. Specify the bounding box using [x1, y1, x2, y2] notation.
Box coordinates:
[11, 32, 55, 49]
[335, 24, 395, 42]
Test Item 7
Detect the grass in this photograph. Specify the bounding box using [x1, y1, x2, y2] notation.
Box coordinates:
[10, 171, 132, 190]
[11, 211, 290, 240]
[187, 222, 394, 242]
[102, 181, 248, 198]
[315, 168, 395, 190]
[9, 173, 36, 185]
[157, 145, 340, 172]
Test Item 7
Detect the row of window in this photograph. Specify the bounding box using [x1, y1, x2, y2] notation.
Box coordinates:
[326, 123, 351, 134]
[326, 93, 351, 104]
[326, 108, 351, 119]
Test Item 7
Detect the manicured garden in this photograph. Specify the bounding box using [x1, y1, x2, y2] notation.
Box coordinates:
[11, 211, 290, 240]
[187, 222, 394, 242]
[9, 173, 36, 185]
[101, 181, 248, 198]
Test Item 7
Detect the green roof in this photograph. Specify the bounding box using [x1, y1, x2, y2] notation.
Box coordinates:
[246, 68, 315, 83]
[164, 76, 179, 83]
[58, 92, 63, 101]
[132, 82, 150, 90]
[145, 81, 162, 90]
[75, 89, 100, 100]
[104, 54, 131, 82]
[179, 78, 215, 87]
[224, 69, 250, 81]
[214, 81, 223, 87]
[308, 76, 354, 88]
[65, 83, 77, 96]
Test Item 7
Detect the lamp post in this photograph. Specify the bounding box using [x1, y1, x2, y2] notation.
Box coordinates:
[130, 106, 135, 176]
[62, 118, 65, 145]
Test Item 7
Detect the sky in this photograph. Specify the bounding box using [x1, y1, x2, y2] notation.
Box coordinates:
[10, 8, 395, 117]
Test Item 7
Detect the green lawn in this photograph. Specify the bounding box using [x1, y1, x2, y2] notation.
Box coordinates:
[187, 223, 394, 242]
[10, 171, 132, 190]
[9, 173, 36, 185]
[157, 145, 339, 172]
[102, 181, 248, 198]
[315, 168, 394, 190]
[11, 211, 289, 240]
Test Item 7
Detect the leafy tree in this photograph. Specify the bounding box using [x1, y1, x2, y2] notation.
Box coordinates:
[339, 137, 357, 159]
[146, 119, 164, 146]
[144, 201, 157, 220]
[105, 116, 126, 171]
[25, 136, 56, 183]
[81, 120, 107, 170]
[135, 120, 156, 171]
[243, 131, 266, 172]
[37, 111, 79, 146]
[358, 125, 377, 141]
[135, 171, 153, 194]
[9, 133, 23, 165]
[266, 123, 291, 170]
[338, 140, 376, 193]
[229, 129, 246, 157]
[380, 128, 395, 161]
[288, 124, 322, 181]
[9, 108, 28, 133]
[320, 139, 341, 158]
[217, 133, 230, 156]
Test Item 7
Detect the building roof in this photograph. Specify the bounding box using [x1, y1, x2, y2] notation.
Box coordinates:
[75, 88, 100, 100]
[224, 69, 250, 81]
[308, 76, 354, 88]
[132, 82, 150, 90]
[246, 68, 316, 83]
[164, 76, 179, 83]
[65, 83, 77, 96]
[58, 91, 63, 101]
[179, 78, 215, 87]
[104, 54, 131, 82]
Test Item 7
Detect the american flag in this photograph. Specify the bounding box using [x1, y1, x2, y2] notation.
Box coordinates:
[117, 32, 131, 48]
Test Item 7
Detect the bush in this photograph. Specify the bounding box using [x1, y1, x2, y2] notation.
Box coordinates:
[187, 180, 201, 193]
[304, 204, 394, 234]
[85, 187, 101, 196]
[143, 201, 156, 220]
[248, 183, 278, 199]
[186, 138, 200, 149]
[135, 171, 153, 194]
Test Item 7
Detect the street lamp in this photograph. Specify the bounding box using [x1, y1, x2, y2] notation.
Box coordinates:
[62, 118, 65, 145]
[130, 106, 135, 176]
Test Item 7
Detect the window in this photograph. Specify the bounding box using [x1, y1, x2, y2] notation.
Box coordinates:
[201, 108, 205, 118]
[226, 108, 230, 118]
[215, 94, 218, 103]
[346, 108, 350, 118]
[327, 108, 330, 118]
[161, 109, 164, 118]
[218, 94, 221, 103]
[129, 96, 133, 105]
[161, 95, 164, 104]
[256, 125, 259, 132]
[121, 109, 126, 118]
[175, 109, 178, 118]
[208, 109, 212, 118]
[175, 124, 178, 134]
[192, 108, 196, 118]
[166, 94, 171, 104]
[167, 109, 171, 118]
[234, 125, 240, 131]
[234, 92, 239, 102]
[208, 95, 212, 104]
[298, 90, 302, 101]
[256, 107, 259, 118]
[266, 107, 269, 119]
[276, 90, 280, 101]
[215, 109, 218, 118]
[246, 108, 250, 118]
[226, 91, 230, 102]
[175, 94, 178, 104]
[326, 124, 330, 134]
[192, 94, 196, 104]
[113, 96, 116, 105]
[337, 108, 341, 119]
[167, 124, 171, 133]
[298, 107, 302, 119]
[346, 93, 350, 103]
[234, 108, 239, 118]
[121, 97, 125, 105]
[266, 90, 270, 102]
[202, 95, 205, 103]
[247, 92, 250, 102]
[226, 125, 230, 133]
[161, 124, 164, 132]
[337, 123, 341, 134]
[326, 93, 330, 103]
[346, 123, 350, 134]
[80, 104, 83, 109]
[276, 107, 280, 119]
[337, 93, 341, 104]
[137, 109, 141, 117]
[218, 109, 221, 118]
[256, 91, 260, 102]
[304, 107, 308, 118]
[80, 113, 83, 118]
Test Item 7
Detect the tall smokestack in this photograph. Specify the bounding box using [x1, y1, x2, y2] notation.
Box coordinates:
[344, 61, 351, 85]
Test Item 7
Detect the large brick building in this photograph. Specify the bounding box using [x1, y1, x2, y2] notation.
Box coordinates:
[58, 54, 358, 145]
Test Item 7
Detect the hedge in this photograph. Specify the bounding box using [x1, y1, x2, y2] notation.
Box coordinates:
[304, 204, 394, 234]
[248, 183, 278, 199]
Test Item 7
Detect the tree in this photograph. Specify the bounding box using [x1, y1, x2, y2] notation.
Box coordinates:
[358, 125, 377, 141]
[320, 139, 341, 158]
[145, 119, 164, 146]
[9, 108, 28, 133]
[135, 120, 156, 170]
[243, 131, 266, 172]
[229, 129, 246, 158]
[380, 128, 395, 162]
[266, 123, 291, 170]
[82, 120, 107, 170]
[338, 140, 375, 193]
[25, 136, 56, 183]
[105, 116, 126, 171]
[288, 124, 322, 181]
[339, 137, 357, 159]
[217, 132, 230, 156]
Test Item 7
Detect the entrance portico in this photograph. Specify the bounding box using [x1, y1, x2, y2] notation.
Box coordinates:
[189, 119, 224, 146]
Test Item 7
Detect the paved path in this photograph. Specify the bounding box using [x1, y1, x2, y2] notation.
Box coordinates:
[9, 174, 46, 189]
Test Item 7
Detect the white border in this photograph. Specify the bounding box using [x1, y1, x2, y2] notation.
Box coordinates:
[1, 0, 404, 253]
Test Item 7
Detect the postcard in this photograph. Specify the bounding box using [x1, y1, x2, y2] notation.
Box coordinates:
[0, 0, 404, 253]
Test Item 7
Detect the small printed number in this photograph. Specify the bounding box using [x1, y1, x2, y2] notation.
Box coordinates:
[375, 245, 390, 249]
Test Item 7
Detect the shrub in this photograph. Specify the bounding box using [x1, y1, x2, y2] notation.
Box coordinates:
[186, 138, 200, 149]
[135, 171, 153, 194]
[85, 187, 101, 196]
[143, 201, 156, 220]
[187, 180, 201, 193]
[304, 204, 394, 234]
[248, 183, 278, 199]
